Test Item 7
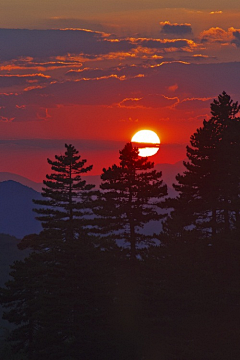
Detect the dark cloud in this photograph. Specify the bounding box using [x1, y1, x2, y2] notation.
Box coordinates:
[0, 74, 52, 88]
[43, 17, 105, 32]
[0, 28, 199, 64]
[232, 31, 240, 47]
[179, 54, 217, 62]
[160, 21, 192, 35]
[136, 38, 194, 49]
[0, 138, 124, 151]
[0, 29, 135, 61]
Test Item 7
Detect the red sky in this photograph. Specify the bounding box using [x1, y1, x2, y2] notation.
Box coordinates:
[1, 2, 240, 182]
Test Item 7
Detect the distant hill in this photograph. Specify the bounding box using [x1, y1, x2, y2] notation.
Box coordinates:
[155, 160, 185, 187]
[0, 181, 42, 238]
[0, 172, 42, 192]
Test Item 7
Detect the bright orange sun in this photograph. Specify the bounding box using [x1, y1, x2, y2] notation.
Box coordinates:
[131, 130, 160, 157]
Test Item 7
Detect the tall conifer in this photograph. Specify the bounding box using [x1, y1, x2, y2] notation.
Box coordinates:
[95, 142, 167, 262]
[163, 92, 240, 239]
[33, 143, 95, 245]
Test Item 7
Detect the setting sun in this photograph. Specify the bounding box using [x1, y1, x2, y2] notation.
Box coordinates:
[131, 130, 160, 157]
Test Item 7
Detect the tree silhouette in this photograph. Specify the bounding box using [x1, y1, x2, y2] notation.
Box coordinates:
[95, 142, 167, 262]
[0, 144, 117, 359]
[32, 143, 95, 244]
[163, 91, 240, 240]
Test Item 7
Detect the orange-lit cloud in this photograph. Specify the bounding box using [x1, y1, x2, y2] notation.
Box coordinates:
[210, 11, 223, 14]
[167, 84, 178, 92]
[132, 37, 197, 51]
[175, 97, 212, 111]
[116, 94, 178, 109]
[0, 74, 52, 89]
[199, 27, 240, 44]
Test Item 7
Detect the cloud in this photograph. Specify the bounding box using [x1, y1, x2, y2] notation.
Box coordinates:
[199, 27, 238, 44]
[167, 84, 178, 92]
[134, 38, 196, 50]
[0, 28, 200, 66]
[0, 103, 50, 122]
[210, 11, 223, 14]
[0, 74, 52, 89]
[116, 94, 178, 108]
[175, 97, 212, 111]
[44, 17, 105, 32]
[0, 138, 124, 152]
[232, 31, 240, 47]
[65, 63, 173, 81]
[0, 58, 84, 72]
[180, 54, 217, 62]
[0, 29, 135, 61]
[160, 21, 192, 36]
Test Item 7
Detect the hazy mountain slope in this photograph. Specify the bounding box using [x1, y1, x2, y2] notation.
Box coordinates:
[0, 181, 42, 238]
[155, 160, 185, 188]
[0, 172, 42, 192]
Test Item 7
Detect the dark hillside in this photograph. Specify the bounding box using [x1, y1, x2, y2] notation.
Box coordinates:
[0, 181, 42, 238]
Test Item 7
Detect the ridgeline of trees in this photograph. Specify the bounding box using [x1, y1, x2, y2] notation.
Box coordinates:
[1, 92, 240, 359]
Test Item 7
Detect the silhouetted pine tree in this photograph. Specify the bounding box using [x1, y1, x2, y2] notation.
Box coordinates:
[95, 142, 168, 262]
[33, 143, 95, 244]
[163, 92, 240, 240]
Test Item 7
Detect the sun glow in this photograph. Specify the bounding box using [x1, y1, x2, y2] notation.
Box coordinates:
[131, 130, 160, 157]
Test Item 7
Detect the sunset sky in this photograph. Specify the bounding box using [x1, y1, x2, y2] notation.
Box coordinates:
[1, 0, 240, 181]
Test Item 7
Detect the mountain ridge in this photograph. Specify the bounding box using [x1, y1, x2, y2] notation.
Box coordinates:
[0, 172, 42, 192]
